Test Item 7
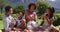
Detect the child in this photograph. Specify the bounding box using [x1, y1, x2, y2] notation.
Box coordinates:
[3, 6, 14, 32]
[12, 12, 26, 31]
[41, 7, 59, 32]
[16, 12, 24, 27]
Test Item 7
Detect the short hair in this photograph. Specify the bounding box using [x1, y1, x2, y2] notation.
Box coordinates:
[5, 6, 12, 12]
[28, 3, 36, 10]
[18, 12, 24, 15]
[18, 12, 22, 14]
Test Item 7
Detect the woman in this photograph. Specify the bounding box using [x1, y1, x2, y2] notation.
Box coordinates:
[41, 7, 59, 32]
[25, 3, 39, 31]
[25, 3, 37, 23]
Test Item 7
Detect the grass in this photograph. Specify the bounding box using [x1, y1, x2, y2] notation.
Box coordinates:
[37, 19, 43, 24]
[56, 25, 60, 28]
[0, 20, 4, 30]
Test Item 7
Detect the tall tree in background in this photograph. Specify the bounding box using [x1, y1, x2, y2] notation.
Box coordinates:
[0, 0, 9, 13]
[36, 0, 50, 15]
[13, 5, 25, 14]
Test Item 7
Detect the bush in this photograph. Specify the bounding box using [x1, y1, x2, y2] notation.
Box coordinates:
[12, 14, 17, 18]
[13, 5, 25, 14]
[53, 15, 60, 26]
[36, 0, 50, 15]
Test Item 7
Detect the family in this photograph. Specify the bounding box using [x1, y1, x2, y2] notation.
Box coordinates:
[3, 3, 60, 32]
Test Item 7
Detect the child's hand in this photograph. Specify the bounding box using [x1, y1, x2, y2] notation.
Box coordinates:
[13, 18, 16, 25]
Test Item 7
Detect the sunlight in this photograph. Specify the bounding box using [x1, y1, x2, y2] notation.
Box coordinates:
[50, 0, 56, 1]
[46, 0, 56, 1]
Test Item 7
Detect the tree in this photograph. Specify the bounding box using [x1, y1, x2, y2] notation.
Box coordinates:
[36, 0, 50, 15]
[13, 5, 25, 14]
[53, 15, 60, 26]
[0, 0, 9, 13]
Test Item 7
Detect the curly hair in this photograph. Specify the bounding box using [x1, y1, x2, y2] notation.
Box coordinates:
[28, 3, 36, 10]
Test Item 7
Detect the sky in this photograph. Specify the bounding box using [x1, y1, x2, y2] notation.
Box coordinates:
[46, 0, 60, 12]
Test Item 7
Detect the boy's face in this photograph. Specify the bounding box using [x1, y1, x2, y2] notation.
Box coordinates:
[8, 8, 13, 15]
[18, 12, 23, 18]
[9, 8, 13, 14]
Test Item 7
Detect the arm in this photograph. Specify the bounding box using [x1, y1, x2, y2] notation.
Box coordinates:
[34, 12, 37, 22]
[44, 17, 54, 25]
[10, 18, 17, 28]
[4, 18, 10, 31]
[25, 10, 31, 22]
[50, 18, 54, 24]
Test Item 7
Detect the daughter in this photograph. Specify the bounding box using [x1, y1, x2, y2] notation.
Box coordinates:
[41, 7, 59, 32]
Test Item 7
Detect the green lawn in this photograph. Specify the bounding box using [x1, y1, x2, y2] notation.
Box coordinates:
[0, 20, 4, 30]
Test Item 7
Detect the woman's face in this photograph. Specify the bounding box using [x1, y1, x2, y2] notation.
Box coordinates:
[46, 9, 51, 14]
[30, 5, 35, 12]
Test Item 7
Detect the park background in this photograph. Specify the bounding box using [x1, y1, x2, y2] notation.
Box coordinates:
[0, 0, 60, 32]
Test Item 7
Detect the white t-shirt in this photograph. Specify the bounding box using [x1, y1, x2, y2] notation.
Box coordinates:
[16, 18, 21, 26]
[3, 15, 13, 30]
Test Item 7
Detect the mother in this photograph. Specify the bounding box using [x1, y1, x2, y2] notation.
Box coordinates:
[25, 3, 37, 23]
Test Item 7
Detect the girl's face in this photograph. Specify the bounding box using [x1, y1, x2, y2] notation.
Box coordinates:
[30, 5, 35, 12]
[46, 9, 51, 14]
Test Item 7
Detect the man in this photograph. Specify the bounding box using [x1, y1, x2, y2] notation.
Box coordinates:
[3, 6, 14, 32]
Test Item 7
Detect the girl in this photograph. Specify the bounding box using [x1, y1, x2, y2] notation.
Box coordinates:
[41, 7, 59, 32]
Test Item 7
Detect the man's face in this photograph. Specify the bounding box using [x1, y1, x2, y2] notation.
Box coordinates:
[18, 12, 23, 18]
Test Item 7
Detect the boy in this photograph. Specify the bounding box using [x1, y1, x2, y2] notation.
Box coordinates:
[12, 12, 26, 31]
[3, 6, 14, 32]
